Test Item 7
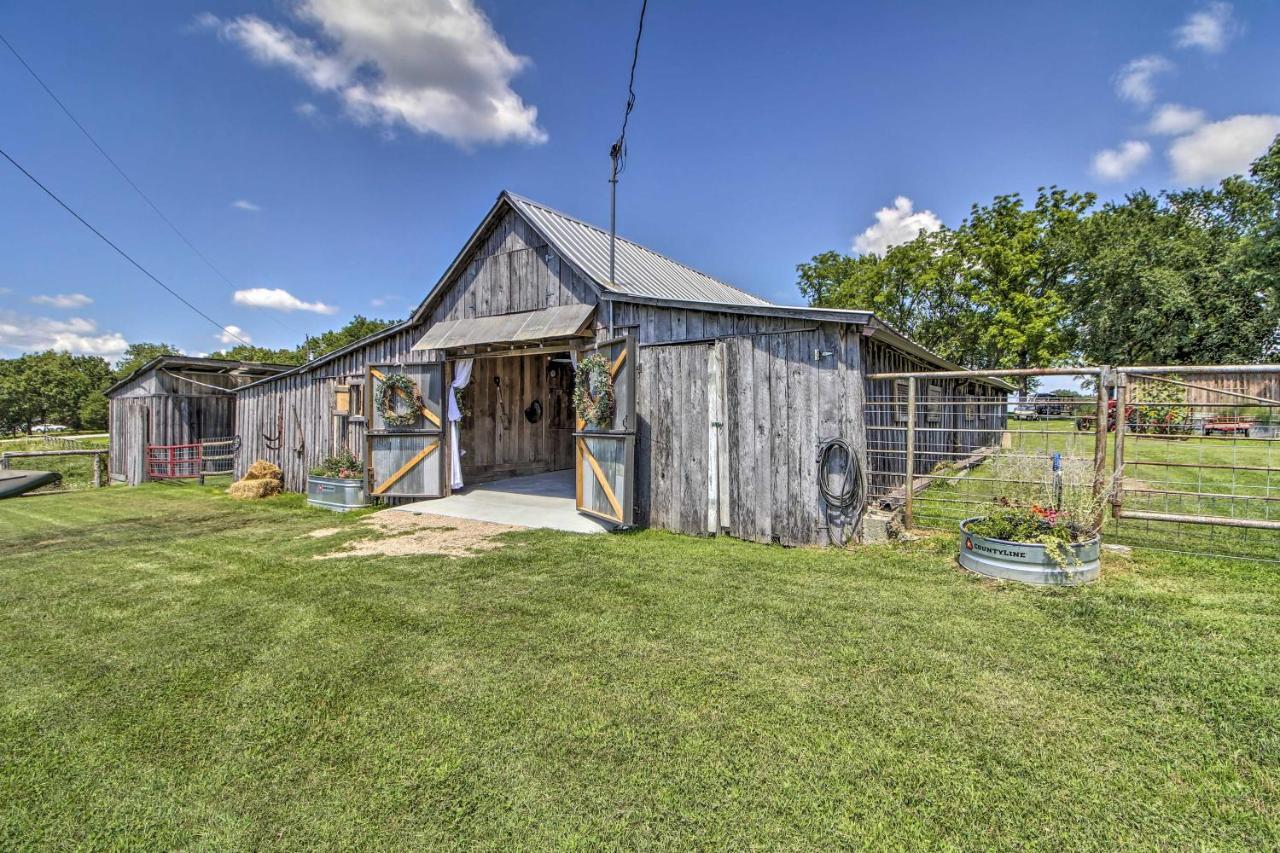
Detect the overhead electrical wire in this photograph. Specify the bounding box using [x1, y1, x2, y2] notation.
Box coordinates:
[606, 0, 649, 324]
[0, 143, 252, 347]
[609, 0, 648, 178]
[0, 31, 300, 337]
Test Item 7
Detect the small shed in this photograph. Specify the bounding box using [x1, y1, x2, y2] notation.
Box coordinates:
[106, 356, 290, 485]
[234, 192, 1010, 544]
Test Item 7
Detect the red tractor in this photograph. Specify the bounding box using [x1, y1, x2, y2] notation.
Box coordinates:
[1075, 399, 1136, 433]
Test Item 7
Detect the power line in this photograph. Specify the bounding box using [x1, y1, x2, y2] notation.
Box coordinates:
[0, 143, 252, 346]
[609, 0, 648, 178]
[607, 0, 649, 304]
[0, 30, 300, 338]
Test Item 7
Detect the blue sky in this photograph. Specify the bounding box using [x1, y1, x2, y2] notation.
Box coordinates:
[1, 1, 1278, 363]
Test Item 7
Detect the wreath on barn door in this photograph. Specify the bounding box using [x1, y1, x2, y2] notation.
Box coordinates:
[573, 351, 615, 428]
[377, 373, 425, 427]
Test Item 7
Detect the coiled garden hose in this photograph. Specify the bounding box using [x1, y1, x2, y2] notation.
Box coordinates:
[817, 438, 865, 547]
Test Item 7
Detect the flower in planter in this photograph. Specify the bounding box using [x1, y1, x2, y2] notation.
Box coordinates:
[311, 449, 364, 479]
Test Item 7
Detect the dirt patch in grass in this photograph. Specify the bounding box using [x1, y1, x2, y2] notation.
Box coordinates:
[316, 509, 519, 559]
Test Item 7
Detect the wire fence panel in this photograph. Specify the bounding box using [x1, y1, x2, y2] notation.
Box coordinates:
[864, 365, 1280, 565]
[198, 436, 240, 478]
[867, 372, 1104, 535]
[1107, 370, 1280, 563]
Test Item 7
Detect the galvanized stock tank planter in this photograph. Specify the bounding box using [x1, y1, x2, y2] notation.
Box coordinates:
[306, 475, 369, 512]
[958, 517, 1100, 585]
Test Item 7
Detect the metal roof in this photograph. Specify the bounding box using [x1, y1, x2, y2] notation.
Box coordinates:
[105, 355, 293, 396]
[413, 304, 594, 351]
[505, 193, 772, 307]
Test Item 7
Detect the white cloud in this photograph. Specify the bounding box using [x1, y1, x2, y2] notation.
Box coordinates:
[217, 324, 251, 345]
[231, 199, 261, 212]
[1146, 104, 1206, 136]
[1115, 55, 1173, 105]
[852, 197, 942, 256]
[0, 312, 128, 359]
[30, 293, 93, 309]
[233, 287, 336, 314]
[1168, 114, 1280, 183]
[201, 0, 546, 146]
[1176, 2, 1239, 53]
[295, 101, 318, 117]
[1091, 141, 1152, 181]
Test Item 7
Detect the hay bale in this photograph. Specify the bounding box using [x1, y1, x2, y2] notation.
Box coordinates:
[228, 478, 281, 500]
[244, 460, 283, 482]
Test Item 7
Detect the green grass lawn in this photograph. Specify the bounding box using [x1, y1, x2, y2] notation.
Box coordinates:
[2, 487, 1279, 848]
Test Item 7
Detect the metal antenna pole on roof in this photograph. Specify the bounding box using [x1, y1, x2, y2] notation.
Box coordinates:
[608, 0, 647, 337]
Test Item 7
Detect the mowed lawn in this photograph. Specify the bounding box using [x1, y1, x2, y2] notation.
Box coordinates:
[1, 487, 1278, 848]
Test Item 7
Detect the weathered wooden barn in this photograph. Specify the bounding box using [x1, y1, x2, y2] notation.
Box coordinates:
[106, 356, 289, 485]
[235, 191, 1007, 544]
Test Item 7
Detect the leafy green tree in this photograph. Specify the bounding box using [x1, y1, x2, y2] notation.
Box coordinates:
[1073, 139, 1280, 365]
[798, 187, 1093, 388]
[213, 344, 304, 366]
[0, 351, 112, 432]
[78, 390, 110, 430]
[114, 342, 183, 379]
[212, 315, 394, 365]
[951, 188, 1094, 389]
[300, 315, 395, 360]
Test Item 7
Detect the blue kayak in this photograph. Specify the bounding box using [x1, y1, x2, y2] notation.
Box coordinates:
[0, 470, 62, 498]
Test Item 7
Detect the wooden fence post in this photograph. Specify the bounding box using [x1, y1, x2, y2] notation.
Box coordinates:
[905, 376, 917, 529]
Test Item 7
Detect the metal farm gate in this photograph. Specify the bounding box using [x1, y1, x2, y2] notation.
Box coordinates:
[865, 364, 1280, 565]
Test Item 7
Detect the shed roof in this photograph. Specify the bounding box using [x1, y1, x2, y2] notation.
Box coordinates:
[105, 356, 293, 397]
[413, 304, 595, 352]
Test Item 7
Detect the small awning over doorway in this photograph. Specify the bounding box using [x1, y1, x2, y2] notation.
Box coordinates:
[412, 304, 595, 352]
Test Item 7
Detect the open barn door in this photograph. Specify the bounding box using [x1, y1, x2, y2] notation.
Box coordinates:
[575, 335, 636, 525]
[367, 363, 445, 499]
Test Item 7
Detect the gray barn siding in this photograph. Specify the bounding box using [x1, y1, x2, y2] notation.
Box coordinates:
[429, 208, 596, 325]
[635, 322, 867, 546]
[107, 366, 241, 484]
[235, 324, 429, 493]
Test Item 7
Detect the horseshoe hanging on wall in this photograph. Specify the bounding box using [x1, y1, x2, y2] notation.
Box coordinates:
[262, 405, 283, 451]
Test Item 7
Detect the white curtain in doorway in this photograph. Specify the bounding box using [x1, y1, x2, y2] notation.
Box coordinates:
[448, 358, 474, 490]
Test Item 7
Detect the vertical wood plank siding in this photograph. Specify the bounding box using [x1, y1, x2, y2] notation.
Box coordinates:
[107, 366, 241, 484]
[634, 323, 867, 546]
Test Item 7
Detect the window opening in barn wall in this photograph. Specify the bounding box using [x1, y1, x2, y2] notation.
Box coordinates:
[895, 379, 910, 423]
[964, 383, 978, 422]
[926, 384, 943, 424]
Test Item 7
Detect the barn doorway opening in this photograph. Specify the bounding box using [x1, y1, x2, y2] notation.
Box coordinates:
[455, 350, 577, 490]
[394, 348, 607, 531]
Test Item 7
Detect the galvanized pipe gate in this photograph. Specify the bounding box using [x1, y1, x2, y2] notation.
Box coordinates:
[865, 363, 1280, 564]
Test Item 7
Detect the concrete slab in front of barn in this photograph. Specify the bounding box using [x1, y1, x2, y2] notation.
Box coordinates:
[392, 469, 613, 534]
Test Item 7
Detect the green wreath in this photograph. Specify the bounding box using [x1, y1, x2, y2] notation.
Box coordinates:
[573, 351, 615, 428]
[378, 373, 425, 427]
